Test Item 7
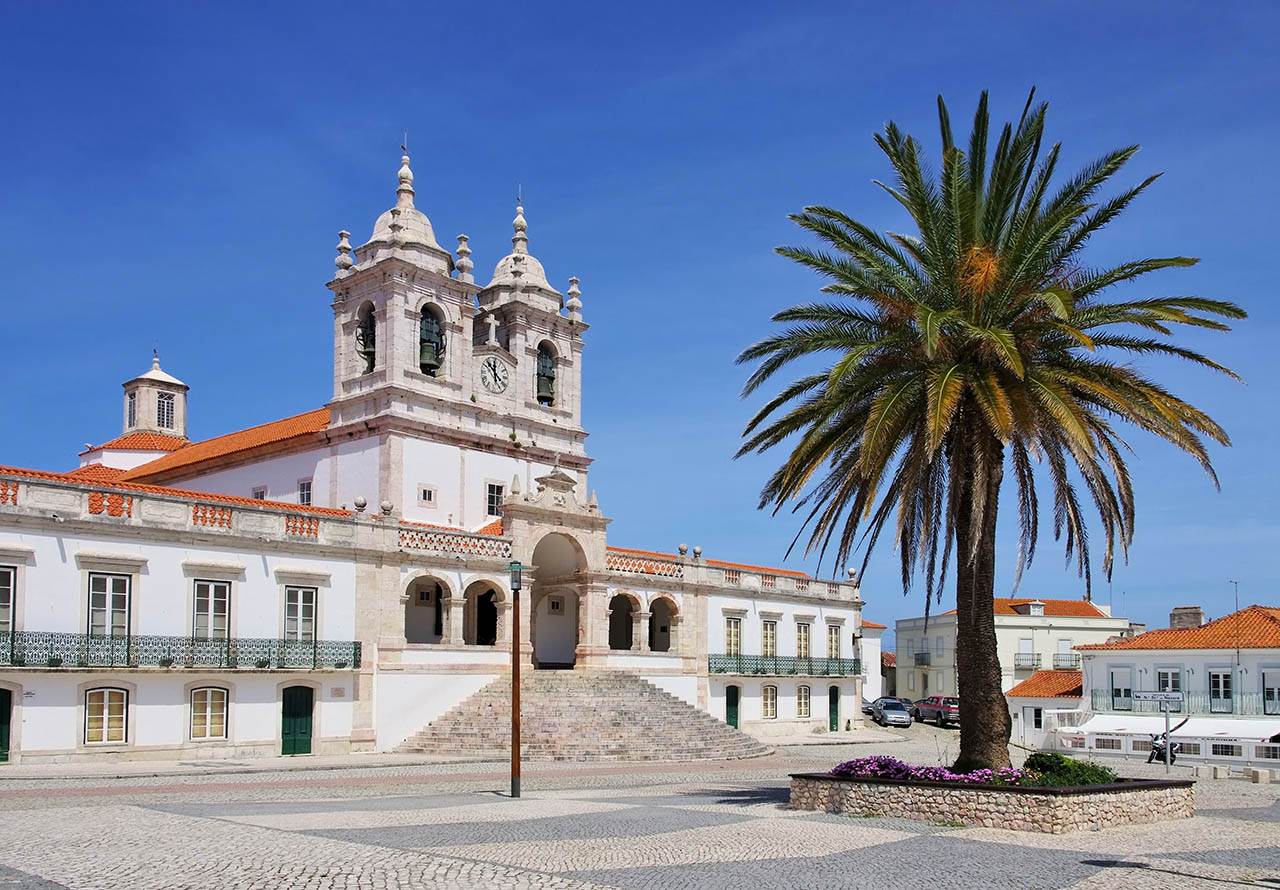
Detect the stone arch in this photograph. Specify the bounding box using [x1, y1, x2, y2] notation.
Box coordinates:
[404, 574, 452, 644]
[417, 301, 447, 377]
[355, 301, 377, 374]
[530, 532, 588, 668]
[648, 595, 678, 653]
[535, 339, 558, 406]
[607, 592, 638, 651]
[463, 578, 506, 646]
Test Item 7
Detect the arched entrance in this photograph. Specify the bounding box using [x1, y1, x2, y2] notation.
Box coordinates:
[648, 596, 676, 652]
[404, 577, 446, 644]
[530, 532, 586, 669]
[463, 581, 503, 646]
[608, 593, 635, 650]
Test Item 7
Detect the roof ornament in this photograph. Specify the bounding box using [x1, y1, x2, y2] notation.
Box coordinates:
[396, 150, 415, 209]
[511, 195, 529, 255]
[335, 230, 354, 273]
[566, 277, 582, 322]
[455, 234, 474, 283]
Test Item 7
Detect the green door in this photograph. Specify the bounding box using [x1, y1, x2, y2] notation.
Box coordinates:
[0, 688, 10, 763]
[725, 685, 740, 729]
[829, 686, 840, 731]
[281, 686, 313, 756]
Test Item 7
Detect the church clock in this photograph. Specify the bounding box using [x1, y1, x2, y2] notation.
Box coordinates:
[479, 356, 510, 393]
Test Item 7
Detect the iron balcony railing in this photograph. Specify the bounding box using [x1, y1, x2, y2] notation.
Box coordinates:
[1013, 653, 1042, 669]
[1091, 687, 1277, 716]
[1052, 653, 1082, 669]
[913, 652, 931, 667]
[0, 631, 360, 670]
[708, 654, 862, 677]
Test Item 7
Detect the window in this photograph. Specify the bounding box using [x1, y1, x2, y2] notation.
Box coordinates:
[1066, 737, 1085, 749]
[904, 639, 915, 658]
[85, 688, 127, 744]
[1180, 742, 1201, 755]
[252, 488, 267, 500]
[1256, 745, 1280, 760]
[1132, 738, 1151, 752]
[1031, 708, 1043, 730]
[1210, 671, 1233, 712]
[194, 580, 229, 639]
[1110, 668, 1133, 710]
[157, 391, 175, 429]
[419, 309, 445, 376]
[1211, 743, 1243, 758]
[1264, 671, 1279, 715]
[1095, 737, 1121, 751]
[298, 480, 312, 507]
[191, 687, 228, 740]
[88, 573, 129, 636]
[827, 625, 840, 659]
[536, 343, 556, 406]
[908, 672, 915, 691]
[796, 623, 810, 659]
[762, 685, 777, 719]
[355, 306, 376, 373]
[127, 391, 136, 427]
[936, 635, 944, 657]
[1156, 668, 1183, 711]
[797, 685, 810, 718]
[418, 485, 437, 508]
[725, 617, 741, 655]
[762, 620, 777, 657]
[284, 587, 316, 642]
[486, 483, 504, 517]
[0, 565, 13, 634]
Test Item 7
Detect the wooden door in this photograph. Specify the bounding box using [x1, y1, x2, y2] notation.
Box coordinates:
[281, 686, 313, 756]
[0, 688, 10, 763]
[725, 685, 739, 729]
[828, 686, 840, 731]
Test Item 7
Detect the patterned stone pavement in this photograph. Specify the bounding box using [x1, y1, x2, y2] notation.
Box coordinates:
[0, 743, 1277, 889]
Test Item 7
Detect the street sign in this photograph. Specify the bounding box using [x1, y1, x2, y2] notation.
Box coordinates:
[1133, 691, 1184, 703]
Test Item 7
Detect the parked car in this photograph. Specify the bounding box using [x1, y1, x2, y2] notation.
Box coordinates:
[870, 697, 913, 728]
[912, 696, 960, 726]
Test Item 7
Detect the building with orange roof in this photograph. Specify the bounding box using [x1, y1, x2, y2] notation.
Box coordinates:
[0, 152, 867, 764]
[894, 597, 1135, 701]
[1006, 669, 1084, 750]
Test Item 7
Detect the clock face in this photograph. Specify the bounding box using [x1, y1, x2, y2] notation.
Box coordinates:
[480, 356, 509, 393]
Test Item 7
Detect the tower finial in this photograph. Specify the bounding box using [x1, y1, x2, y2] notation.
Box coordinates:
[511, 198, 528, 254]
[335, 230, 354, 272]
[396, 151, 415, 208]
[152, 347, 160, 370]
[566, 277, 582, 322]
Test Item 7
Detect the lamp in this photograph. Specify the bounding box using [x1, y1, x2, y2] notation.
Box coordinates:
[508, 561, 524, 798]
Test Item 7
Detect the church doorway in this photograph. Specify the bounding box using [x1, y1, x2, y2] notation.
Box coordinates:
[463, 582, 502, 646]
[608, 594, 635, 650]
[530, 532, 586, 669]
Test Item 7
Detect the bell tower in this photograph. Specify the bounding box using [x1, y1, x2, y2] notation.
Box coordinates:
[122, 354, 188, 439]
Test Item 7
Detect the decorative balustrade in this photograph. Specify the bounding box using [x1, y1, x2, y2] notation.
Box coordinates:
[0, 631, 360, 670]
[285, 514, 320, 537]
[1013, 653, 1042, 669]
[398, 526, 512, 559]
[724, 569, 742, 584]
[761, 574, 776, 589]
[604, 550, 685, 578]
[1052, 653, 1082, 669]
[708, 653, 862, 677]
[1090, 688, 1276, 716]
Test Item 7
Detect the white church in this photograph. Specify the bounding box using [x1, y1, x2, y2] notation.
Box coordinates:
[0, 154, 865, 763]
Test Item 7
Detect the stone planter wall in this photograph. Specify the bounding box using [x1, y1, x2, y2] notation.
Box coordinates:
[790, 773, 1194, 833]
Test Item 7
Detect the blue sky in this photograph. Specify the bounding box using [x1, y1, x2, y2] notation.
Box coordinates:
[3, 1, 1277, 647]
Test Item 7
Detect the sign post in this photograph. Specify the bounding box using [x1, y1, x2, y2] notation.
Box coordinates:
[1134, 691, 1185, 773]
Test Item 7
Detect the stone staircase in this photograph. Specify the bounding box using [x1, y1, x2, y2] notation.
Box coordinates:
[395, 670, 772, 761]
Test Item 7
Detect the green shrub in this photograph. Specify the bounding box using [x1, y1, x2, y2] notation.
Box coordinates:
[1023, 752, 1116, 787]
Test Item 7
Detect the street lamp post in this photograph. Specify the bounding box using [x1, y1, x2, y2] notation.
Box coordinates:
[509, 560, 523, 798]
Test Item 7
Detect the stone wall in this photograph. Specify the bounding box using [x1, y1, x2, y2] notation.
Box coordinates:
[789, 773, 1194, 833]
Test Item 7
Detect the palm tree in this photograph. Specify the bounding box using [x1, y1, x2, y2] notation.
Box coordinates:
[736, 91, 1245, 770]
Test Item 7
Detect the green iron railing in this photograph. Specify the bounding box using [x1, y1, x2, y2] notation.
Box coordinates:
[0, 631, 360, 670]
[708, 653, 862, 676]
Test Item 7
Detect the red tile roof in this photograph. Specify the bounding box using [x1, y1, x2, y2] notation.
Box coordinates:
[1007, 670, 1083, 698]
[938, 598, 1108, 619]
[1077, 605, 1280, 651]
[122, 409, 330, 481]
[80, 433, 188, 455]
[862, 620, 887, 629]
[65, 464, 129, 481]
[881, 652, 897, 668]
[474, 518, 503, 536]
[0, 464, 349, 518]
[604, 546, 809, 579]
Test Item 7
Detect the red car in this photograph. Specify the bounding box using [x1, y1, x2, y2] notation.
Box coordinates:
[912, 696, 960, 726]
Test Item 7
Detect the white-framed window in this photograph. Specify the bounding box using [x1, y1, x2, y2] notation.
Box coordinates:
[1210, 671, 1233, 712]
[796, 623, 810, 658]
[1095, 737, 1121, 750]
[486, 483, 504, 517]
[417, 484, 437, 508]
[1110, 668, 1133, 709]
[936, 635, 944, 657]
[904, 639, 915, 658]
[1156, 667, 1183, 711]
[127, 391, 136, 427]
[88, 573, 129, 637]
[191, 687, 228, 740]
[796, 684, 810, 718]
[1265, 671, 1280, 716]
[827, 625, 840, 659]
[762, 621, 777, 657]
[1132, 738, 1151, 752]
[85, 688, 127, 744]
[1257, 745, 1280, 760]
[725, 617, 741, 655]
[156, 391, 175, 429]
[1066, 737, 1085, 749]
[0, 565, 14, 634]
[194, 580, 229, 639]
[251, 488, 267, 500]
[762, 685, 777, 719]
[1211, 743, 1243, 758]
[284, 586, 316, 642]
[1180, 742, 1201, 755]
[298, 479, 312, 507]
[1031, 707, 1043, 730]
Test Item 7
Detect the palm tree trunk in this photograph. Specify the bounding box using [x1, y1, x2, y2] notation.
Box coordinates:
[951, 409, 1012, 771]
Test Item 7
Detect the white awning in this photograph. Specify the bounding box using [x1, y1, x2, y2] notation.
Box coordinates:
[1182, 718, 1280, 742]
[1060, 714, 1165, 735]
[1060, 714, 1280, 741]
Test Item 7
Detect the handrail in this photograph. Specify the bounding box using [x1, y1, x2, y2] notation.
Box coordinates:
[0, 631, 360, 670]
[708, 653, 862, 676]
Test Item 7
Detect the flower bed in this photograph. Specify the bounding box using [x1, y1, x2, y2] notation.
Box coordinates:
[791, 757, 1194, 833]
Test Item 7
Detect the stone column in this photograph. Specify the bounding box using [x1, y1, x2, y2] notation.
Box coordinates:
[498, 600, 513, 646]
[603, 608, 614, 650]
[518, 587, 533, 666]
[636, 611, 651, 652]
[446, 596, 465, 644]
[668, 616, 680, 656]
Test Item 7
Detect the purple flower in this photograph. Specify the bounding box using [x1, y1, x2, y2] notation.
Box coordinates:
[830, 757, 1034, 786]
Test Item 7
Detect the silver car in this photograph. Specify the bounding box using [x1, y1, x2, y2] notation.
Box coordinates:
[871, 697, 913, 727]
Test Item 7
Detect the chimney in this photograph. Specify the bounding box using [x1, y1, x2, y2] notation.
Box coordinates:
[1169, 606, 1205, 629]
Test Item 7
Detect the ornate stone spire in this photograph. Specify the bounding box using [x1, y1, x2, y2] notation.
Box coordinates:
[396, 154, 415, 208]
[335, 230, 354, 273]
[566, 277, 582, 322]
[511, 198, 529, 254]
[455, 234, 474, 283]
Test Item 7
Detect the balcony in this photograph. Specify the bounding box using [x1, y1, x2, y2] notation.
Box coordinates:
[708, 654, 862, 677]
[1091, 688, 1277, 716]
[913, 652, 931, 667]
[1013, 653, 1042, 669]
[1052, 653, 1081, 669]
[0, 631, 361, 670]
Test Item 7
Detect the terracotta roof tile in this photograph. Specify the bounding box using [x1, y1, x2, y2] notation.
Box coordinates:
[604, 546, 809, 579]
[122, 409, 330, 481]
[1007, 670, 1083, 698]
[474, 518, 503, 536]
[65, 464, 129, 481]
[881, 652, 897, 667]
[937, 598, 1108, 619]
[1077, 605, 1280, 651]
[861, 620, 887, 629]
[80, 433, 188, 455]
[0, 464, 349, 518]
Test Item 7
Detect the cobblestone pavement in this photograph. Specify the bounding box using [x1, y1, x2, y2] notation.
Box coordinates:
[0, 731, 1275, 889]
